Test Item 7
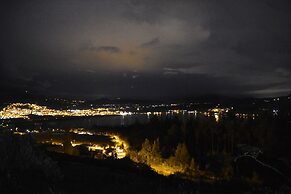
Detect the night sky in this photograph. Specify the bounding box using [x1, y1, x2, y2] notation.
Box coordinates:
[1, 0, 291, 100]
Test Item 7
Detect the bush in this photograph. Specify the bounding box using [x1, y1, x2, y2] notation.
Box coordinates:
[0, 134, 63, 193]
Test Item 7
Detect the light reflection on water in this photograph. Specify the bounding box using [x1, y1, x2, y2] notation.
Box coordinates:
[39, 112, 213, 129]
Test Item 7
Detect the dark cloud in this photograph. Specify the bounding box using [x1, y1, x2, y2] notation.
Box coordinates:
[96, 46, 121, 53]
[1, 0, 291, 99]
[81, 43, 121, 53]
[141, 37, 160, 48]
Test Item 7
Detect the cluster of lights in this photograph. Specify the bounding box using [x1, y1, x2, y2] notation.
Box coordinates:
[235, 113, 258, 119]
[0, 103, 130, 119]
[11, 126, 128, 159]
[69, 128, 94, 135]
[0, 103, 240, 122]
[68, 129, 128, 159]
[208, 108, 230, 113]
[207, 108, 231, 122]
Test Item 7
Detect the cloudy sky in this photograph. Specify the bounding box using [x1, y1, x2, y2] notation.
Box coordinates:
[1, 0, 291, 99]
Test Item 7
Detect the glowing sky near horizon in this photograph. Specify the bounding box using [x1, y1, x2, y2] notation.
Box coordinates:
[1, 0, 291, 99]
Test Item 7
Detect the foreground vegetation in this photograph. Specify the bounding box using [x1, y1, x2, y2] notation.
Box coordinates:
[1, 109, 291, 193]
[112, 113, 291, 186]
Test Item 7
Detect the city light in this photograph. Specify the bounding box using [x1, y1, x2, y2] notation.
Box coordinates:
[10, 126, 128, 160]
[0, 103, 130, 119]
